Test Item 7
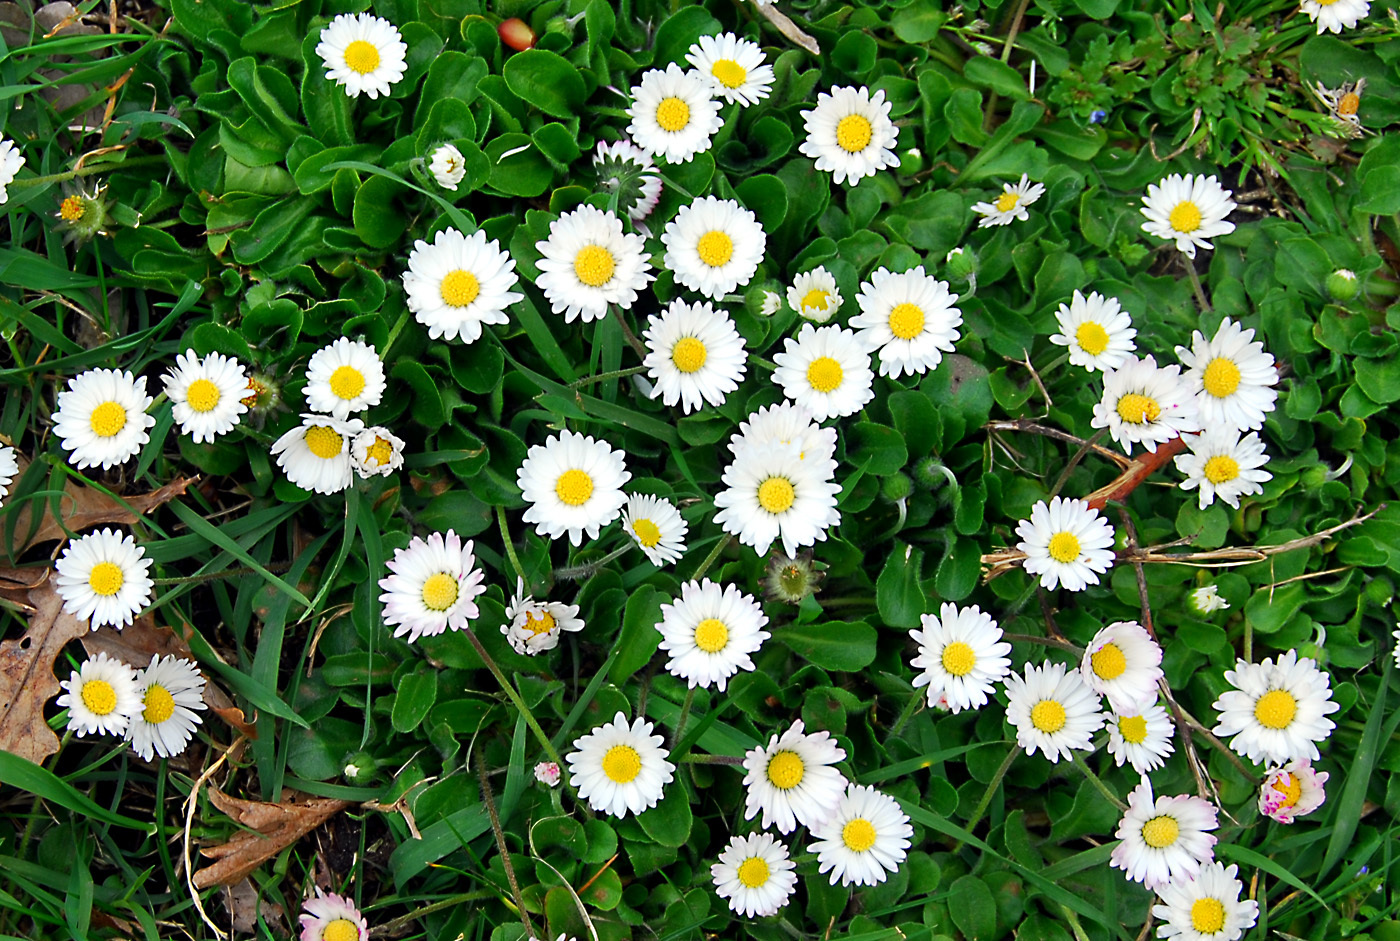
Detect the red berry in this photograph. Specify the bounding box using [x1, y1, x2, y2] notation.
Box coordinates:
[498, 18, 535, 51]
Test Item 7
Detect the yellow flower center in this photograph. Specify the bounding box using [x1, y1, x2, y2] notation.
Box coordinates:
[710, 59, 747, 89]
[836, 114, 873, 153]
[736, 856, 769, 888]
[1091, 642, 1127, 681]
[573, 245, 615, 287]
[696, 230, 733, 268]
[1118, 715, 1148, 744]
[766, 750, 804, 789]
[602, 744, 642, 783]
[555, 468, 594, 507]
[671, 336, 708, 374]
[1047, 531, 1081, 563]
[143, 684, 176, 725]
[365, 436, 395, 467]
[806, 356, 844, 393]
[1141, 814, 1180, 849]
[185, 378, 222, 413]
[800, 289, 830, 312]
[1116, 392, 1161, 424]
[440, 269, 481, 307]
[420, 572, 459, 612]
[888, 302, 925, 340]
[329, 365, 366, 401]
[322, 920, 359, 941]
[1075, 322, 1110, 356]
[1168, 201, 1202, 233]
[1272, 771, 1303, 809]
[1203, 455, 1240, 485]
[941, 641, 977, 677]
[88, 561, 125, 597]
[655, 96, 690, 132]
[304, 424, 344, 460]
[632, 518, 662, 547]
[89, 401, 127, 438]
[1338, 91, 1360, 115]
[995, 192, 1020, 213]
[1202, 357, 1241, 399]
[343, 39, 381, 75]
[241, 377, 264, 408]
[60, 195, 86, 222]
[842, 818, 878, 852]
[80, 679, 117, 716]
[1254, 689, 1296, 730]
[757, 476, 795, 514]
[524, 610, 557, 635]
[694, 617, 729, 653]
[1190, 898, 1226, 935]
[1030, 699, 1067, 733]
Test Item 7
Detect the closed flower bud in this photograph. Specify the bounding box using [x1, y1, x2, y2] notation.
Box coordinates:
[1325, 268, 1359, 302]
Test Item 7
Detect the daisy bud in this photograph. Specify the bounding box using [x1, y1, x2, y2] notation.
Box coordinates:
[534, 761, 562, 787]
[1189, 584, 1230, 614]
[1325, 268, 1359, 302]
[763, 551, 824, 604]
[881, 472, 913, 503]
[498, 17, 535, 51]
[343, 751, 377, 784]
[944, 246, 978, 281]
[912, 456, 953, 491]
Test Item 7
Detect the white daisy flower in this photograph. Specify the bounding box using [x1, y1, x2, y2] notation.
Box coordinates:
[772, 323, 875, 421]
[729, 402, 837, 465]
[0, 444, 18, 510]
[304, 338, 385, 420]
[1301, 0, 1369, 32]
[621, 493, 688, 565]
[787, 266, 842, 323]
[1190, 584, 1231, 614]
[1174, 428, 1272, 509]
[534, 761, 562, 787]
[52, 368, 156, 471]
[1393, 628, 1400, 669]
[809, 783, 913, 887]
[711, 832, 797, 917]
[593, 140, 663, 221]
[1091, 354, 1200, 455]
[798, 85, 899, 186]
[971, 174, 1046, 227]
[758, 289, 782, 317]
[1152, 861, 1259, 941]
[657, 578, 770, 692]
[162, 350, 249, 444]
[1080, 620, 1164, 713]
[642, 299, 747, 413]
[1140, 174, 1237, 259]
[503, 577, 585, 655]
[1014, 496, 1116, 592]
[1211, 649, 1339, 765]
[848, 265, 962, 379]
[625, 63, 723, 165]
[516, 430, 630, 546]
[1048, 290, 1137, 373]
[270, 414, 364, 495]
[662, 196, 766, 301]
[741, 719, 848, 834]
[1259, 758, 1328, 824]
[0, 137, 24, 204]
[1003, 661, 1104, 762]
[403, 227, 523, 343]
[566, 711, 675, 817]
[714, 440, 841, 558]
[124, 654, 207, 762]
[377, 529, 487, 644]
[686, 33, 774, 106]
[428, 143, 466, 191]
[1175, 318, 1279, 432]
[314, 12, 406, 99]
[1105, 703, 1176, 775]
[908, 602, 1012, 713]
[350, 426, 405, 477]
[54, 528, 154, 630]
[55, 651, 141, 737]
[1110, 777, 1219, 890]
[298, 887, 369, 941]
[535, 205, 653, 323]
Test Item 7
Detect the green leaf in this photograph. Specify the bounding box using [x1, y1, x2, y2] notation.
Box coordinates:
[891, 3, 945, 43]
[963, 56, 1029, 100]
[935, 537, 982, 601]
[777, 620, 878, 671]
[877, 543, 927, 629]
[352, 174, 409, 249]
[1319, 659, 1397, 878]
[1355, 356, 1400, 404]
[0, 752, 152, 832]
[391, 671, 438, 733]
[848, 422, 908, 476]
[503, 49, 587, 118]
[391, 360, 448, 429]
[650, 6, 721, 68]
[948, 875, 999, 941]
[735, 174, 788, 232]
[486, 133, 555, 198]
[637, 780, 693, 847]
[610, 587, 664, 685]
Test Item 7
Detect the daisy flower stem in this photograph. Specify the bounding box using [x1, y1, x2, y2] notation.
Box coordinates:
[371, 892, 498, 935]
[1185, 263, 1212, 314]
[610, 306, 648, 358]
[461, 626, 563, 768]
[1071, 753, 1127, 811]
[382, 309, 412, 358]
[554, 543, 632, 581]
[746, 354, 776, 372]
[679, 753, 744, 765]
[9, 155, 168, 190]
[1049, 429, 1108, 499]
[475, 749, 538, 940]
[495, 506, 529, 584]
[1003, 632, 1085, 655]
[672, 687, 696, 750]
[569, 365, 649, 390]
[688, 533, 732, 582]
[152, 562, 294, 586]
[886, 690, 925, 740]
[958, 745, 1018, 845]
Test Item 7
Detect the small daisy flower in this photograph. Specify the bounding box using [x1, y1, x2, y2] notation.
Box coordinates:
[908, 602, 1012, 713]
[1140, 174, 1237, 259]
[1081, 620, 1164, 713]
[52, 368, 156, 471]
[1259, 758, 1328, 824]
[299, 888, 369, 941]
[849, 265, 962, 379]
[730, 402, 838, 465]
[1301, 0, 1369, 32]
[428, 143, 466, 190]
[0, 137, 24, 204]
[621, 493, 688, 566]
[714, 440, 841, 558]
[798, 85, 899, 185]
[1004, 661, 1104, 763]
[304, 339, 385, 420]
[626, 63, 723, 164]
[1152, 861, 1259, 941]
[809, 783, 913, 887]
[1105, 703, 1176, 775]
[535, 205, 653, 323]
[56, 652, 141, 737]
[593, 140, 663, 221]
[350, 426, 405, 478]
[1175, 318, 1279, 432]
[270, 414, 364, 495]
[662, 196, 767, 300]
[772, 323, 875, 421]
[657, 579, 770, 692]
[54, 529, 154, 629]
[535, 761, 562, 787]
[758, 289, 782, 317]
[0, 445, 18, 510]
[566, 711, 675, 817]
[315, 12, 406, 99]
[1092, 355, 1200, 455]
[403, 227, 524, 343]
[712, 832, 797, 917]
[1049, 290, 1137, 373]
[686, 33, 774, 106]
[162, 350, 249, 444]
[377, 530, 487, 643]
[1014, 496, 1116, 592]
[1211, 649, 1340, 765]
[503, 578, 585, 655]
[741, 719, 848, 834]
[971, 174, 1045, 227]
[124, 654, 207, 762]
[1175, 428, 1272, 509]
[1110, 777, 1219, 890]
[642, 299, 747, 413]
[517, 430, 630, 546]
[1191, 584, 1231, 614]
[787, 266, 842, 323]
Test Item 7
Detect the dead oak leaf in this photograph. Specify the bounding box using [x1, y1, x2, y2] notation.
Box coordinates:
[193, 788, 351, 889]
[0, 583, 91, 764]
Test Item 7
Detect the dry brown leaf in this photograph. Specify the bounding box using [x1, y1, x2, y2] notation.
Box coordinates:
[193, 788, 351, 889]
[223, 876, 287, 936]
[0, 583, 92, 764]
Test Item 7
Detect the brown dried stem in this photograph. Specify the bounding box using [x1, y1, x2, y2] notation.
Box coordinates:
[984, 420, 1133, 469]
[477, 750, 535, 940]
